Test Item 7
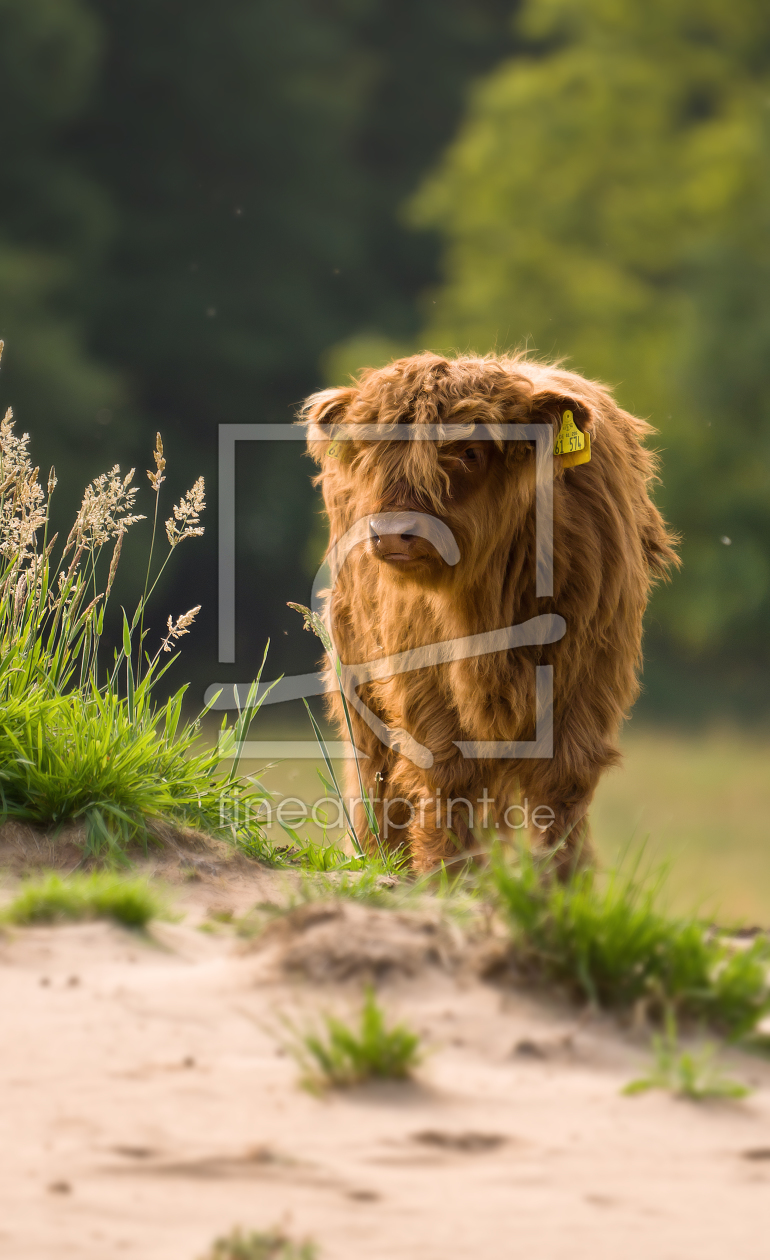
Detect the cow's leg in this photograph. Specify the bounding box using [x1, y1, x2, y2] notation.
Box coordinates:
[518, 761, 603, 880]
[361, 745, 472, 871]
[530, 795, 595, 878]
[400, 776, 479, 873]
[517, 707, 620, 879]
[343, 745, 460, 866]
[405, 803, 467, 872]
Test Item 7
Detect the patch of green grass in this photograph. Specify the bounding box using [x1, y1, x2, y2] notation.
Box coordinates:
[624, 1016, 750, 1100]
[1, 871, 167, 928]
[297, 864, 404, 907]
[490, 846, 770, 1038]
[0, 401, 273, 862]
[235, 831, 292, 867]
[283, 986, 422, 1090]
[291, 833, 354, 872]
[296, 862, 484, 929]
[0, 682, 274, 863]
[199, 1226, 317, 1260]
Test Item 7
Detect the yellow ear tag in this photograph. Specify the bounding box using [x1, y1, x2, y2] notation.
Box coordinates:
[554, 408, 591, 468]
[326, 440, 342, 459]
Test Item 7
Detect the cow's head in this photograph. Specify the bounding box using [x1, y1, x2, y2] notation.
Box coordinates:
[303, 352, 601, 589]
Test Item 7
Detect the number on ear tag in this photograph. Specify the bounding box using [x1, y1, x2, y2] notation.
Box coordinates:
[554, 409, 591, 467]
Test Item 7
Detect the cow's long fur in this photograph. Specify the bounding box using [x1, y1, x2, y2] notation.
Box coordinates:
[302, 352, 678, 872]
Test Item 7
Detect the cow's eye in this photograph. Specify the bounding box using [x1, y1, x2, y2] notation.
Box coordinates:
[462, 446, 480, 465]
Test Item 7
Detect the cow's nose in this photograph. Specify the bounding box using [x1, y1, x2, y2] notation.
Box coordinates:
[369, 513, 419, 542]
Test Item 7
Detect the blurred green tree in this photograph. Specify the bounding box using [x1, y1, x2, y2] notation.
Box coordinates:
[74, 0, 517, 687]
[0, 0, 124, 487]
[409, 0, 770, 707]
[0, 0, 516, 692]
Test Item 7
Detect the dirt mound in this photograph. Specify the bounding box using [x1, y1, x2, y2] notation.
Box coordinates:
[0, 818, 248, 880]
[249, 899, 464, 983]
[0, 821, 88, 874]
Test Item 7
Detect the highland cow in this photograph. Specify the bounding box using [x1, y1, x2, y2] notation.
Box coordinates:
[303, 353, 678, 874]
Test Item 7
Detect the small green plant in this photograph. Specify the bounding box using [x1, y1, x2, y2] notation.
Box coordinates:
[293, 832, 358, 873]
[284, 986, 422, 1090]
[1, 870, 167, 928]
[200, 1226, 317, 1260]
[490, 845, 770, 1038]
[624, 1015, 750, 1100]
[298, 865, 403, 907]
[288, 824, 411, 882]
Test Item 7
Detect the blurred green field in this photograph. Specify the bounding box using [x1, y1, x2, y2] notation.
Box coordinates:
[233, 721, 770, 926]
[592, 728, 770, 925]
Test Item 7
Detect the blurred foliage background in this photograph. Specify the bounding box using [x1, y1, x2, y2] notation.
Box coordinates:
[0, 0, 768, 722]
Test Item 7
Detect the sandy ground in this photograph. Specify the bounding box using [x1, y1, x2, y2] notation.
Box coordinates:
[1, 855, 770, 1260]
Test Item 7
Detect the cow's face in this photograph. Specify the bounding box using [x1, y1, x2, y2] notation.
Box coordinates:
[354, 433, 513, 585]
[304, 354, 595, 589]
[369, 437, 491, 568]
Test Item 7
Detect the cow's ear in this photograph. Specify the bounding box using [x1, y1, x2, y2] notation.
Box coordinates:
[533, 395, 596, 471]
[300, 386, 358, 464]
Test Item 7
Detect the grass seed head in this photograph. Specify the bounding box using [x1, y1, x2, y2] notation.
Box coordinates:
[166, 476, 205, 547]
[147, 432, 166, 492]
[161, 604, 201, 651]
[71, 465, 145, 549]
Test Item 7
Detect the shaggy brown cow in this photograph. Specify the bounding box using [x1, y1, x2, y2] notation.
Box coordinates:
[303, 352, 678, 873]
